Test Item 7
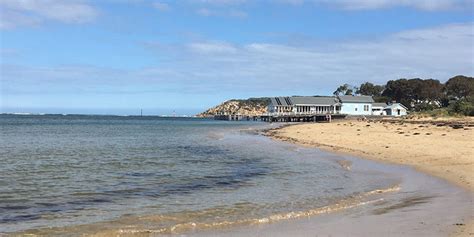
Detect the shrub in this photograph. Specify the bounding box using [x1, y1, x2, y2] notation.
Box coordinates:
[448, 97, 474, 116]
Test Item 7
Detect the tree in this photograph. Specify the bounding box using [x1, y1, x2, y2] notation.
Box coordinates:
[418, 79, 444, 103]
[445, 75, 474, 99]
[381, 78, 421, 109]
[357, 82, 384, 96]
[448, 97, 474, 116]
[333, 84, 357, 96]
[382, 79, 411, 106]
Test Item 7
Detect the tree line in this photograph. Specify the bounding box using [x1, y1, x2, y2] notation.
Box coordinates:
[333, 75, 474, 116]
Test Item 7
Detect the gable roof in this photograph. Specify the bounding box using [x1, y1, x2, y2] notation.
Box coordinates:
[384, 103, 408, 110]
[290, 96, 339, 105]
[270, 97, 293, 106]
[270, 96, 340, 106]
[338, 95, 374, 103]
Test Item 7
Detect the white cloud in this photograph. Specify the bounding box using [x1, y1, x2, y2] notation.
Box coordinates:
[281, 0, 471, 11]
[195, 7, 246, 17]
[2, 23, 473, 98]
[191, 0, 247, 6]
[196, 7, 213, 16]
[324, 0, 472, 11]
[0, 0, 98, 29]
[188, 41, 238, 54]
[152, 1, 170, 11]
[146, 22, 474, 92]
[228, 9, 247, 17]
[278, 0, 305, 6]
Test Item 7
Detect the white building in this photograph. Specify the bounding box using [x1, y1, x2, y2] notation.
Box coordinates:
[267, 95, 408, 117]
[338, 95, 374, 115]
[372, 103, 387, 115]
[384, 103, 408, 116]
[268, 96, 341, 114]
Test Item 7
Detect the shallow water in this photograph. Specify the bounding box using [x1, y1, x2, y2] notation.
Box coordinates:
[0, 115, 420, 235]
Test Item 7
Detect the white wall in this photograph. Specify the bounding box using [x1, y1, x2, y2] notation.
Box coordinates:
[341, 103, 372, 115]
[385, 107, 407, 116]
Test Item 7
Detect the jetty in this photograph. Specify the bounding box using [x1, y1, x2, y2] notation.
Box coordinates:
[214, 112, 347, 122]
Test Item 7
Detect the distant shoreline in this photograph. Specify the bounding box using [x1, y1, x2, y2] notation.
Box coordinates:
[264, 117, 474, 236]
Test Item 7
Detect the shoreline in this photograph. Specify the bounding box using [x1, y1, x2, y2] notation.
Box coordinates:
[264, 118, 474, 236]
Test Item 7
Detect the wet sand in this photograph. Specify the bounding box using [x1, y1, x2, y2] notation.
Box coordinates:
[188, 151, 472, 237]
[266, 118, 474, 236]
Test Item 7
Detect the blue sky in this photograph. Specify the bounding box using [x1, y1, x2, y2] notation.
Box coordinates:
[1, 0, 473, 115]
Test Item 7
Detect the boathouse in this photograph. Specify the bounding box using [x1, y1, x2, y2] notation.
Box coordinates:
[268, 96, 341, 115]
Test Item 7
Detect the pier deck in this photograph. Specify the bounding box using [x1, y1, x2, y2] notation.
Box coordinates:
[214, 113, 347, 122]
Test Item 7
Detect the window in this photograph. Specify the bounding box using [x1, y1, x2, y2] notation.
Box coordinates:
[355, 108, 358, 111]
[364, 105, 369, 111]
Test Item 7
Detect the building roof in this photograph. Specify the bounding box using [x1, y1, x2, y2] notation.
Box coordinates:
[372, 102, 388, 107]
[270, 97, 293, 106]
[338, 95, 374, 103]
[384, 103, 408, 110]
[270, 96, 340, 106]
[290, 96, 339, 105]
[270, 95, 377, 106]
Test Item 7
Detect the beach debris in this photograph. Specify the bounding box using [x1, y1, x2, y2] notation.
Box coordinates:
[385, 146, 389, 148]
[425, 133, 431, 135]
[451, 124, 464, 129]
[454, 223, 465, 226]
[413, 133, 420, 135]
[398, 132, 404, 134]
[336, 160, 352, 171]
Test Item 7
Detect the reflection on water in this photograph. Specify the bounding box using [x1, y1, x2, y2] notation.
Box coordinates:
[0, 115, 399, 235]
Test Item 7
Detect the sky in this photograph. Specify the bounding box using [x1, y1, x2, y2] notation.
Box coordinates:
[0, 0, 473, 115]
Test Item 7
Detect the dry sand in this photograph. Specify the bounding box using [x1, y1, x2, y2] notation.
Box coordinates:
[267, 118, 474, 236]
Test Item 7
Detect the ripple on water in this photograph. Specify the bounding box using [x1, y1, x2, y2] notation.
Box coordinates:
[0, 115, 400, 234]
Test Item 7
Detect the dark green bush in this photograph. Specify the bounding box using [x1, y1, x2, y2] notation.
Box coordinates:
[448, 97, 474, 116]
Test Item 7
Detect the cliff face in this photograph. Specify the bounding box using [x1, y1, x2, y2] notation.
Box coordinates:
[197, 98, 270, 117]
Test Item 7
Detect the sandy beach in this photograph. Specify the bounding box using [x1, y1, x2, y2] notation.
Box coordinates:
[266, 117, 474, 236]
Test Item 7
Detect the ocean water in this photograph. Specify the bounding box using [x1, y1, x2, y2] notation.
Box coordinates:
[0, 115, 401, 235]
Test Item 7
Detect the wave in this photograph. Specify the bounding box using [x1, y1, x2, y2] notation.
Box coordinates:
[19, 184, 400, 236]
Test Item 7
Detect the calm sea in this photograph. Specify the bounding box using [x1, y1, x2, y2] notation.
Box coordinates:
[0, 115, 399, 235]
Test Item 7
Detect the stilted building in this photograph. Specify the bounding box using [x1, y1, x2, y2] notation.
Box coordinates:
[268, 96, 341, 115]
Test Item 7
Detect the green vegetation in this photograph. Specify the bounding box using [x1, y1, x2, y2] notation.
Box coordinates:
[333, 84, 357, 96]
[335, 75, 474, 116]
[233, 97, 271, 106]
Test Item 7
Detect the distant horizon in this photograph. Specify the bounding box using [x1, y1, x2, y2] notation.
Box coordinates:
[0, 107, 203, 117]
[1, 72, 473, 116]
